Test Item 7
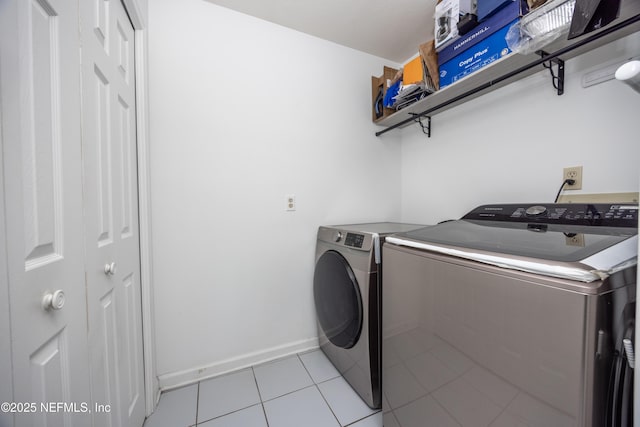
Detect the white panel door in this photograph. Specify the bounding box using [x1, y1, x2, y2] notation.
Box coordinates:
[0, 0, 92, 426]
[80, 1, 146, 427]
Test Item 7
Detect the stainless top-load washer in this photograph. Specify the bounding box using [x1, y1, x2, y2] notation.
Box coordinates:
[382, 204, 637, 427]
[313, 222, 425, 409]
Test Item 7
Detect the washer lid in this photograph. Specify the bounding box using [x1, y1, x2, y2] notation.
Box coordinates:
[400, 220, 637, 262]
[389, 218, 638, 282]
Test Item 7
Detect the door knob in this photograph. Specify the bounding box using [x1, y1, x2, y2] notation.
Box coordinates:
[104, 262, 117, 276]
[42, 290, 65, 311]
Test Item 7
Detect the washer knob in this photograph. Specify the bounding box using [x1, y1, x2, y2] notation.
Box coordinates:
[335, 232, 343, 242]
[525, 205, 547, 216]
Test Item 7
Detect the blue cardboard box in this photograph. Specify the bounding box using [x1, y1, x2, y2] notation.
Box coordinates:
[438, 19, 518, 89]
[478, 0, 515, 21]
[437, 0, 521, 65]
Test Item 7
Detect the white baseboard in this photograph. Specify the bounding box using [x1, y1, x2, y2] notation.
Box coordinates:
[157, 337, 319, 391]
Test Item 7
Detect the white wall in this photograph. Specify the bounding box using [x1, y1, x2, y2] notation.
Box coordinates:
[399, 32, 640, 224]
[148, 0, 401, 387]
[149, 0, 639, 389]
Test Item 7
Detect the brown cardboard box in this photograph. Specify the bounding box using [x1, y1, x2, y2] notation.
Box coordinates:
[371, 66, 399, 122]
[419, 40, 440, 91]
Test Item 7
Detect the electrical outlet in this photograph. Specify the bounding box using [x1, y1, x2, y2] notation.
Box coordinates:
[565, 234, 585, 247]
[285, 194, 296, 211]
[563, 166, 583, 190]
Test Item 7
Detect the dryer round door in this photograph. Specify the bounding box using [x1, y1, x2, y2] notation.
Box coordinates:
[313, 250, 363, 349]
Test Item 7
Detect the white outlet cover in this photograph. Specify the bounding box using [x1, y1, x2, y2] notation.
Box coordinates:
[285, 194, 296, 211]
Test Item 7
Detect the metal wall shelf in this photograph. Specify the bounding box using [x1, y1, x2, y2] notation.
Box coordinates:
[374, 2, 640, 137]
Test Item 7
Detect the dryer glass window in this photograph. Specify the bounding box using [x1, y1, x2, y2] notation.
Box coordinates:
[313, 250, 363, 349]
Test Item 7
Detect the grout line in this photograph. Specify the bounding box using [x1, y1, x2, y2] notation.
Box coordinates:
[383, 410, 401, 427]
[297, 352, 317, 384]
[430, 394, 464, 427]
[486, 390, 522, 426]
[384, 344, 469, 414]
[252, 366, 265, 402]
[314, 378, 381, 427]
[260, 383, 317, 404]
[314, 383, 343, 426]
[261, 402, 270, 427]
[343, 411, 381, 427]
[195, 369, 265, 425]
[195, 381, 200, 425]
[252, 366, 271, 427]
[299, 349, 342, 385]
[253, 354, 316, 403]
[196, 403, 264, 426]
[316, 373, 342, 385]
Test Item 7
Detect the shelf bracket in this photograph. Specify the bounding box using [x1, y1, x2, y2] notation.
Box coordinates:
[410, 114, 431, 137]
[538, 50, 565, 95]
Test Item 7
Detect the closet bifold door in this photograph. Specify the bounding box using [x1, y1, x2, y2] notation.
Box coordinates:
[0, 0, 93, 426]
[79, 0, 146, 426]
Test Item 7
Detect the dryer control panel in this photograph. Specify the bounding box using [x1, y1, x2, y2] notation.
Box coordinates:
[317, 226, 374, 252]
[463, 204, 638, 228]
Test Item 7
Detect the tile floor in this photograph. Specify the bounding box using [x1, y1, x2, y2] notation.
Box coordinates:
[143, 349, 381, 427]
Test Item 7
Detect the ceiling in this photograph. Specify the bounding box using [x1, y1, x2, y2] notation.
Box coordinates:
[203, 0, 437, 63]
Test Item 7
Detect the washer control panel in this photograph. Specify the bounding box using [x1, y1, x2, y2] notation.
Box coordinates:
[344, 233, 365, 248]
[463, 204, 638, 227]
